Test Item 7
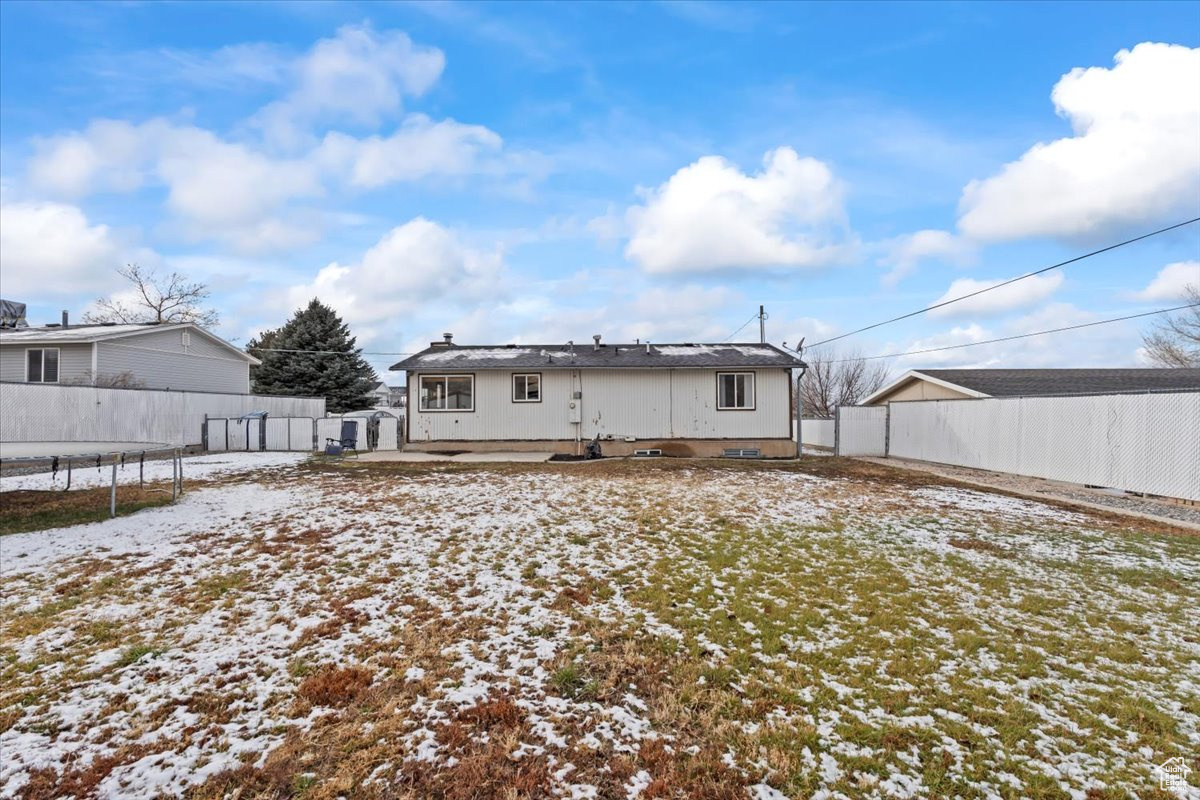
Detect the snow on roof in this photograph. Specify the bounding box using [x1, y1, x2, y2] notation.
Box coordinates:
[0, 323, 169, 343]
[392, 342, 805, 371]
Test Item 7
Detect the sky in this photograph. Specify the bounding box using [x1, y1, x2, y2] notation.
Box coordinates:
[1, 0, 1198, 382]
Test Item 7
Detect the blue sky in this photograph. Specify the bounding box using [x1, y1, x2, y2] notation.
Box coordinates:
[1, 0, 1197, 380]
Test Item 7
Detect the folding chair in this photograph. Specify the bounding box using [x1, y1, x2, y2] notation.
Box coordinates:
[324, 419, 360, 459]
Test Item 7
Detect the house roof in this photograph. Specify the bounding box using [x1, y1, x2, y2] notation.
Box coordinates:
[0, 322, 260, 364]
[391, 342, 806, 371]
[863, 368, 1200, 404]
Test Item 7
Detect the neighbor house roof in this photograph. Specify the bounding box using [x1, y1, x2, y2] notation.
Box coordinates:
[0, 322, 260, 365]
[391, 342, 806, 371]
[862, 368, 1200, 404]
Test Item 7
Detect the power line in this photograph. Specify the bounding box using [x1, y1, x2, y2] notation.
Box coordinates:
[807, 216, 1200, 349]
[829, 303, 1197, 363]
[248, 347, 415, 356]
[722, 313, 759, 342]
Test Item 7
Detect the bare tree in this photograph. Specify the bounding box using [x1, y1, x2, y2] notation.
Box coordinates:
[796, 347, 890, 417]
[1141, 284, 1200, 368]
[83, 264, 219, 328]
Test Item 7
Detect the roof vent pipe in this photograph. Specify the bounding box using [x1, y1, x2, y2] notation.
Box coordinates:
[593, 334, 601, 351]
[61, 310, 69, 329]
[443, 332, 453, 345]
[646, 340, 651, 354]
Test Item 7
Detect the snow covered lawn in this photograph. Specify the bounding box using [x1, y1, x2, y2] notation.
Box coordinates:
[0, 457, 1196, 799]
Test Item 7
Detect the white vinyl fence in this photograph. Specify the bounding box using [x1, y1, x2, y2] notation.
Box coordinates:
[887, 391, 1200, 501]
[799, 418, 835, 449]
[0, 382, 325, 447]
[835, 406, 889, 456]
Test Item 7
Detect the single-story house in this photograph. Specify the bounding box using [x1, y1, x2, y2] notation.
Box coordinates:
[0, 321, 260, 394]
[391, 335, 807, 457]
[368, 381, 392, 407]
[862, 368, 1200, 405]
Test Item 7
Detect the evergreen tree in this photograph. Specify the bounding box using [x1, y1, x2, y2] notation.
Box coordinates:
[252, 299, 377, 412]
[245, 327, 280, 382]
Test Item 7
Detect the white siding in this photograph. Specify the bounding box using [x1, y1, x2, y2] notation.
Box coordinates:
[95, 327, 250, 393]
[0, 344, 93, 383]
[406, 368, 791, 442]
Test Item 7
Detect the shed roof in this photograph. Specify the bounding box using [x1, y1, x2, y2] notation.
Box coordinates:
[865, 368, 1200, 403]
[391, 342, 805, 371]
[0, 322, 260, 364]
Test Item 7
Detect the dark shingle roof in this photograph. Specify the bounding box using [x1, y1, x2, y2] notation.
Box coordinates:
[918, 368, 1200, 397]
[391, 343, 805, 371]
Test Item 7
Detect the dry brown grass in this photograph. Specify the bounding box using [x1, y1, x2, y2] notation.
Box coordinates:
[296, 665, 374, 707]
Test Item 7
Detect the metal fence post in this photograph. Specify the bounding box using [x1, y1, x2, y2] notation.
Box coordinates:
[177, 449, 183, 496]
[172, 452, 178, 501]
[834, 407, 841, 456]
[109, 459, 117, 518]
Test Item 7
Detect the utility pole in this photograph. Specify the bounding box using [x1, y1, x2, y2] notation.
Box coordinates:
[759, 305, 766, 343]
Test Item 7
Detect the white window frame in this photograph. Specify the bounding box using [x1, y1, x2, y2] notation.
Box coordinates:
[512, 373, 542, 403]
[26, 347, 60, 384]
[716, 371, 755, 411]
[419, 374, 475, 412]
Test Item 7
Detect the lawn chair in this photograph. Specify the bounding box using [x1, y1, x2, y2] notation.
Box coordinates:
[324, 419, 360, 459]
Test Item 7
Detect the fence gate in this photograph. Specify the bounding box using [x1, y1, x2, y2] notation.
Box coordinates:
[835, 406, 889, 456]
[205, 418, 229, 452]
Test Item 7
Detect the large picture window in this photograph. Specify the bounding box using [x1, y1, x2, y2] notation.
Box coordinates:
[512, 373, 541, 402]
[717, 372, 754, 410]
[419, 375, 474, 411]
[26, 348, 60, 383]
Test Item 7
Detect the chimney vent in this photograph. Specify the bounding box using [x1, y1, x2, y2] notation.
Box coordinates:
[593, 334, 602, 351]
[61, 310, 69, 329]
[443, 332, 453, 344]
[645, 341, 651, 354]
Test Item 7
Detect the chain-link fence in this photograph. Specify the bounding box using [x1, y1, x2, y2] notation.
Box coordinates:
[835, 390, 1199, 501]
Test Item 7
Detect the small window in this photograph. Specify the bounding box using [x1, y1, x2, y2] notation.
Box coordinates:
[26, 348, 60, 383]
[717, 372, 754, 410]
[512, 373, 541, 402]
[419, 374, 474, 411]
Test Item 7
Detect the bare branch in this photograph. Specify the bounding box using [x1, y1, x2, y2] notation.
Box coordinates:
[1140, 284, 1200, 368]
[796, 347, 890, 417]
[82, 264, 219, 328]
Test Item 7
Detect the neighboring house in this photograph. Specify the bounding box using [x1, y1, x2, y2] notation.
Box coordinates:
[863, 368, 1200, 405]
[388, 385, 408, 409]
[368, 381, 391, 407]
[0, 322, 260, 394]
[391, 335, 806, 457]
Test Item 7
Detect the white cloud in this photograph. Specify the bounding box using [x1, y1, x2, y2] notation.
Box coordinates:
[252, 24, 445, 149]
[928, 271, 1064, 317]
[317, 114, 503, 188]
[958, 42, 1200, 242]
[285, 218, 504, 331]
[20, 26, 512, 254]
[624, 147, 852, 273]
[879, 229, 975, 286]
[1133, 260, 1200, 301]
[0, 200, 123, 296]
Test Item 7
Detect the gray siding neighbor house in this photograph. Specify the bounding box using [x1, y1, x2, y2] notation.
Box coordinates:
[391, 335, 806, 457]
[0, 322, 259, 394]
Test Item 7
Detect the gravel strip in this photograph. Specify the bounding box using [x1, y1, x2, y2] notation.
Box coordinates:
[860, 457, 1200, 530]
